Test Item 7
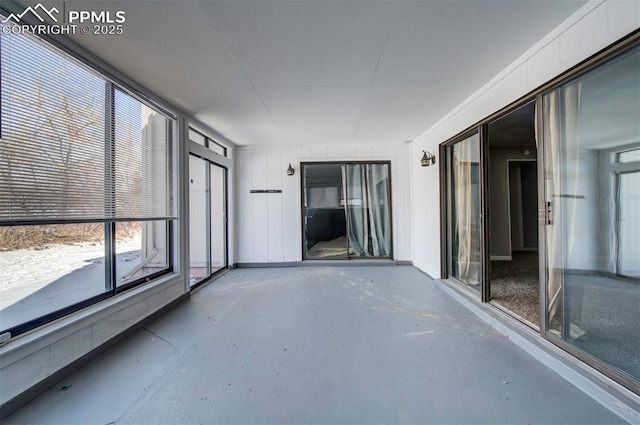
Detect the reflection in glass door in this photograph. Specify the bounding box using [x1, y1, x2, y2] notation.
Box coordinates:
[303, 164, 349, 259]
[189, 154, 227, 287]
[541, 44, 640, 384]
[445, 133, 482, 292]
[618, 171, 640, 278]
[302, 162, 392, 260]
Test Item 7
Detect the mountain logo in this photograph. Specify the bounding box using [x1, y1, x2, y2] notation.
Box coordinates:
[2, 3, 59, 23]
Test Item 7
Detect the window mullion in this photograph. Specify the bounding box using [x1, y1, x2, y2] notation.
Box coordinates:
[105, 81, 116, 293]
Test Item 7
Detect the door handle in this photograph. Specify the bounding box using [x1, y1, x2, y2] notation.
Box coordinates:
[539, 201, 553, 225]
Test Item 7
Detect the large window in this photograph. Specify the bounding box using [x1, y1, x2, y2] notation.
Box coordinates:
[0, 26, 176, 338]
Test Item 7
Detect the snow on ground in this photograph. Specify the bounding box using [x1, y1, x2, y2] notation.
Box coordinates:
[0, 235, 142, 330]
[0, 234, 141, 293]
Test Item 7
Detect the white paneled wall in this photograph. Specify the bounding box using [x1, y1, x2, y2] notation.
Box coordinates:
[236, 143, 412, 264]
[410, 0, 640, 277]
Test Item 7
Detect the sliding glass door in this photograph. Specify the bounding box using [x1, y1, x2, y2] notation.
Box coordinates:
[189, 154, 227, 287]
[541, 44, 640, 384]
[438, 38, 640, 392]
[302, 162, 392, 260]
[444, 133, 483, 292]
[303, 164, 349, 259]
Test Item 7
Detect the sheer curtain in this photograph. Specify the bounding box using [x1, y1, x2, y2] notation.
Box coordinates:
[452, 138, 480, 285]
[346, 164, 391, 257]
[543, 81, 583, 336]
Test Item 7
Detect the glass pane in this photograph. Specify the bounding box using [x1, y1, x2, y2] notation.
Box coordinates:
[303, 164, 348, 259]
[210, 165, 227, 273]
[542, 45, 640, 381]
[115, 221, 169, 286]
[616, 149, 640, 163]
[448, 133, 482, 291]
[114, 90, 173, 220]
[0, 224, 107, 332]
[0, 28, 106, 222]
[189, 129, 206, 146]
[207, 141, 226, 156]
[189, 155, 209, 286]
[346, 164, 392, 258]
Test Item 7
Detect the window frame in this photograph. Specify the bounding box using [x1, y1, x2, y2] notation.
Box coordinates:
[0, 26, 177, 339]
[189, 127, 227, 157]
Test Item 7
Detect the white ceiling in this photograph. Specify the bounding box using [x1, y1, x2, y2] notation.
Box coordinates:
[32, 0, 587, 146]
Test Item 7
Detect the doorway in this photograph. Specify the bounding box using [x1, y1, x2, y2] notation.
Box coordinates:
[301, 162, 392, 260]
[486, 102, 540, 327]
[441, 102, 540, 326]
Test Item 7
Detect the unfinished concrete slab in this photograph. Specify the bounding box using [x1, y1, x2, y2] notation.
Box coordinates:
[4, 267, 627, 424]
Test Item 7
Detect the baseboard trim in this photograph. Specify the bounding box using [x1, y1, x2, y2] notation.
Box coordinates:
[0, 292, 190, 420]
[235, 260, 403, 268]
[235, 262, 300, 268]
[491, 256, 512, 261]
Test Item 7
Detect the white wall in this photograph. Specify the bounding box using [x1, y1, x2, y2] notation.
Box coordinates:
[410, 0, 639, 278]
[236, 143, 413, 263]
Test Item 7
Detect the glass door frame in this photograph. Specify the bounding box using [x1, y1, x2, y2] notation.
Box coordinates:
[187, 139, 230, 288]
[438, 31, 640, 395]
[439, 128, 489, 300]
[300, 161, 394, 261]
[536, 95, 640, 394]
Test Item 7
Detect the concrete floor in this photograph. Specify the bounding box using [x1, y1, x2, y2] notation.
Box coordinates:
[4, 266, 629, 424]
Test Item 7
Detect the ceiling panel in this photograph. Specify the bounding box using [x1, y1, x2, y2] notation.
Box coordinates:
[257, 86, 369, 145]
[352, 82, 480, 144]
[200, 0, 396, 88]
[193, 88, 286, 146]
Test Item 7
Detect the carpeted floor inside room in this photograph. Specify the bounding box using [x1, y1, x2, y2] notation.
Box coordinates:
[490, 251, 540, 326]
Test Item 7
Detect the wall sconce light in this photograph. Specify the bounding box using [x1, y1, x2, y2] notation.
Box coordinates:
[421, 151, 436, 167]
[287, 163, 295, 176]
